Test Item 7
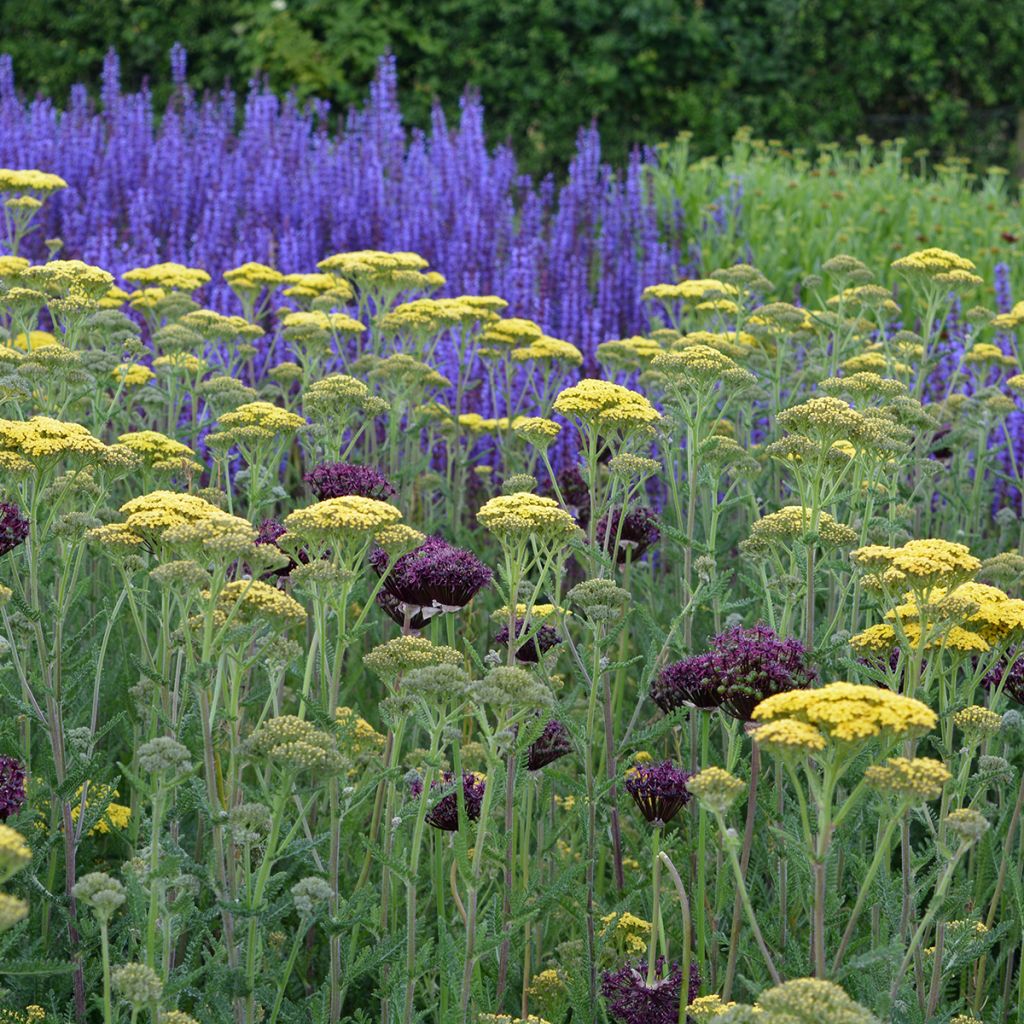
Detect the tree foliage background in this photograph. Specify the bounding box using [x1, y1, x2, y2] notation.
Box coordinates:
[7, 0, 1024, 172]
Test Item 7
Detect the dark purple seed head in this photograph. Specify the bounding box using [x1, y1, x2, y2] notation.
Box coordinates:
[624, 760, 692, 826]
[304, 462, 396, 501]
[526, 719, 572, 771]
[0, 756, 26, 821]
[595, 507, 660, 563]
[650, 653, 723, 713]
[0, 502, 29, 557]
[410, 771, 485, 831]
[494, 618, 562, 663]
[601, 957, 700, 1024]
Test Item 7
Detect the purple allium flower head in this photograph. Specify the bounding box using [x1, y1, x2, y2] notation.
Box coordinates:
[0, 502, 29, 556]
[601, 957, 700, 1024]
[595, 507, 660, 563]
[253, 517, 309, 580]
[376, 590, 434, 630]
[304, 462, 396, 501]
[526, 719, 572, 771]
[624, 760, 692, 826]
[371, 535, 492, 621]
[984, 651, 1024, 705]
[410, 771, 485, 832]
[494, 618, 562, 663]
[0, 756, 26, 821]
[709, 624, 816, 722]
[650, 653, 723, 713]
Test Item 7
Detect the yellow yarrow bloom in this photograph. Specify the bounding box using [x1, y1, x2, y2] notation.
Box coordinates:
[216, 401, 306, 434]
[553, 378, 661, 433]
[754, 682, 937, 744]
[754, 718, 827, 755]
[9, 330, 57, 351]
[212, 579, 307, 626]
[510, 335, 583, 365]
[123, 262, 211, 292]
[600, 911, 652, 954]
[283, 496, 401, 543]
[864, 757, 951, 800]
[111, 363, 155, 388]
[477, 493, 578, 542]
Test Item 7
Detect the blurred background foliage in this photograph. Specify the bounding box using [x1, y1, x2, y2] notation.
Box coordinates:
[6, 0, 1024, 174]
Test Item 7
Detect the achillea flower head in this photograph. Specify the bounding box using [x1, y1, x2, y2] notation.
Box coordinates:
[553, 378, 661, 435]
[754, 977, 879, 1024]
[304, 462, 396, 501]
[650, 654, 722, 713]
[474, 666, 554, 710]
[945, 808, 990, 844]
[136, 737, 192, 776]
[743, 506, 858, 553]
[687, 995, 737, 1022]
[410, 771, 485, 831]
[283, 495, 401, 545]
[0, 756, 25, 821]
[754, 718, 827, 756]
[477, 493, 578, 542]
[851, 539, 981, 591]
[0, 501, 27, 557]
[0, 823, 31, 879]
[111, 963, 163, 1009]
[953, 704, 1002, 738]
[370, 535, 492, 621]
[290, 876, 332, 916]
[601, 957, 700, 1024]
[72, 871, 126, 921]
[212, 579, 307, 627]
[526, 720, 572, 770]
[708, 624, 816, 721]
[245, 716, 345, 773]
[754, 682, 937, 744]
[363, 635, 462, 682]
[0, 892, 27, 931]
[624, 760, 692, 825]
[864, 756, 950, 801]
[601, 911, 652, 954]
[686, 767, 746, 815]
[595, 507, 660, 563]
[495, 618, 562, 663]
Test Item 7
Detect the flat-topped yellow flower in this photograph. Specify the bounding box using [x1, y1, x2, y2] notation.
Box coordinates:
[512, 416, 562, 448]
[754, 681, 936, 744]
[0, 416, 109, 465]
[754, 718, 827, 755]
[123, 262, 211, 292]
[852, 539, 980, 590]
[212, 579, 307, 626]
[282, 309, 365, 335]
[553, 378, 661, 434]
[865, 757, 950, 800]
[651, 343, 755, 388]
[892, 247, 976, 276]
[743, 506, 857, 551]
[111, 363, 155, 388]
[110, 491, 226, 544]
[510, 335, 583, 365]
[596, 335, 664, 370]
[216, 401, 306, 434]
[480, 317, 544, 346]
[9, 330, 57, 351]
[283, 495, 401, 543]
[179, 309, 263, 340]
[477, 493, 578, 542]
[642, 278, 738, 304]
[363, 635, 462, 681]
[223, 261, 284, 290]
[0, 169, 67, 194]
[0, 824, 30, 881]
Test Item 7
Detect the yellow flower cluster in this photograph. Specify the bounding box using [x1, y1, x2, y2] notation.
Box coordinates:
[0, 169, 67, 194]
[953, 705, 1002, 737]
[245, 716, 345, 773]
[864, 757, 951, 800]
[651, 343, 755, 389]
[686, 995, 736, 1022]
[851, 621, 991, 655]
[600, 911, 651, 953]
[363, 635, 462, 681]
[480, 317, 543, 347]
[891, 248, 982, 288]
[223, 261, 284, 291]
[213, 579, 307, 626]
[510, 335, 583, 365]
[117, 431, 202, 474]
[123, 262, 211, 292]
[282, 310, 365, 337]
[0, 824, 31, 879]
[754, 718, 827, 755]
[96, 490, 228, 547]
[477, 493, 578, 542]
[642, 278, 738, 303]
[553, 378, 661, 433]
[153, 353, 207, 374]
[317, 250, 441, 292]
[377, 296, 499, 335]
[24, 260, 114, 302]
[283, 495, 401, 543]
[111, 363, 155, 388]
[597, 335, 664, 370]
[512, 416, 562, 448]
[216, 401, 307, 435]
[686, 767, 747, 814]
[335, 706, 385, 757]
[743, 506, 857, 551]
[754, 682, 937, 744]
[8, 330, 57, 351]
[851, 539, 981, 590]
[179, 309, 263, 341]
[70, 784, 132, 836]
[0, 415, 110, 468]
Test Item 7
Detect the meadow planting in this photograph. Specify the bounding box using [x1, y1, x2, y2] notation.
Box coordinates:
[0, 55, 1021, 1024]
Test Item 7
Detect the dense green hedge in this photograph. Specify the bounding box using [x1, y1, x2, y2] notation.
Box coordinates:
[6, 0, 1024, 172]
